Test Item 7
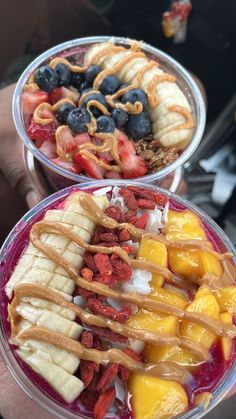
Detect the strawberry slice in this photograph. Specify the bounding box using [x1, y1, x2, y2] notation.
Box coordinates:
[22, 89, 48, 114]
[38, 140, 57, 159]
[74, 152, 104, 179]
[28, 120, 58, 145]
[105, 171, 122, 179]
[115, 128, 136, 158]
[74, 133, 91, 147]
[52, 157, 81, 173]
[120, 152, 147, 179]
[48, 87, 79, 105]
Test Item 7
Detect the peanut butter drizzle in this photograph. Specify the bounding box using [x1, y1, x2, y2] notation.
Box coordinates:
[18, 326, 190, 383]
[33, 99, 75, 125]
[29, 219, 236, 338]
[147, 73, 176, 108]
[89, 45, 126, 65]
[79, 193, 232, 261]
[93, 52, 146, 89]
[168, 105, 194, 132]
[49, 57, 87, 73]
[86, 99, 111, 115]
[10, 283, 208, 361]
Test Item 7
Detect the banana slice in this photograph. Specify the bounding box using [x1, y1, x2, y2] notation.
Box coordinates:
[85, 41, 194, 149]
[17, 349, 84, 402]
[21, 296, 76, 320]
[16, 303, 82, 339]
[6, 192, 109, 298]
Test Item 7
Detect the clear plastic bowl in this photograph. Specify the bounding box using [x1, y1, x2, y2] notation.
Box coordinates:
[0, 180, 235, 419]
[12, 36, 206, 189]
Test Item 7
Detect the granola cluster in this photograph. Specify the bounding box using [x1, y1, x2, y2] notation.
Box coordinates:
[134, 137, 179, 173]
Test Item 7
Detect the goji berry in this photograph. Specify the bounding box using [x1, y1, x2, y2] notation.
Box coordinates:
[119, 228, 130, 242]
[75, 286, 95, 298]
[110, 257, 132, 281]
[79, 360, 99, 387]
[91, 326, 128, 344]
[95, 273, 119, 286]
[128, 215, 137, 225]
[96, 241, 117, 248]
[80, 267, 93, 282]
[135, 213, 148, 229]
[137, 198, 156, 210]
[94, 387, 116, 419]
[127, 185, 157, 201]
[105, 205, 122, 222]
[94, 253, 113, 276]
[124, 347, 142, 362]
[80, 331, 93, 349]
[120, 244, 134, 254]
[88, 298, 131, 323]
[120, 209, 137, 223]
[84, 252, 97, 272]
[87, 371, 100, 393]
[80, 390, 98, 410]
[120, 190, 138, 210]
[155, 193, 168, 206]
[93, 335, 103, 351]
[97, 364, 118, 391]
[118, 365, 130, 381]
[99, 232, 118, 242]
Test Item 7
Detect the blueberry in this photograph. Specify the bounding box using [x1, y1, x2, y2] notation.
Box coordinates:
[96, 116, 115, 133]
[56, 103, 76, 124]
[78, 81, 92, 94]
[34, 66, 58, 92]
[85, 64, 101, 83]
[66, 108, 91, 133]
[125, 112, 151, 140]
[100, 75, 121, 95]
[55, 63, 71, 87]
[81, 92, 108, 118]
[71, 71, 85, 88]
[122, 88, 148, 109]
[111, 108, 128, 128]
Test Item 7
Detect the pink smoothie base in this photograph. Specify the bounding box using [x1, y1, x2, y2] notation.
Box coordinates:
[0, 185, 235, 418]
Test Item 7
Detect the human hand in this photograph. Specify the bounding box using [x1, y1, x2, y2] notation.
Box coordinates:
[0, 356, 54, 419]
[0, 84, 47, 209]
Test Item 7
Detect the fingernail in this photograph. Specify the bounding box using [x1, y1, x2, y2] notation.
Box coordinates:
[26, 191, 41, 208]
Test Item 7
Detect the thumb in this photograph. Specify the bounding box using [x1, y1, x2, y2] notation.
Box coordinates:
[2, 159, 42, 208]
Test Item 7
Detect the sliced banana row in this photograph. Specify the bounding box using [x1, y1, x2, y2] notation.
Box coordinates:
[85, 41, 194, 149]
[6, 193, 109, 299]
[6, 192, 109, 402]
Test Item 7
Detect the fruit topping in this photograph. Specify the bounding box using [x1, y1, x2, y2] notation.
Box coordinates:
[21, 89, 48, 114]
[96, 115, 115, 133]
[111, 108, 128, 128]
[55, 63, 71, 87]
[100, 75, 121, 95]
[28, 120, 58, 144]
[80, 92, 108, 118]
[122, 88, 148, 109]
[66, 108, 91, 133]
[73, 152, 104, 179]
[56, 103, 76, 124]
[71, 71, 85, 88]
[85, 64, 101, 83]
[78, 81, 92, 94]
[34, 66, 58, 92]
[125, 112, 151, 140]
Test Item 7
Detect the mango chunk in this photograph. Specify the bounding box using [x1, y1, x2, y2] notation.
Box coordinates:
[214, 286, 236, 314]
[145, 344, 197, 367]
[220, 312, 233, 360]
[165, 210, 222, 279]
[129, 374, 188, 419]
[150, 286, 188, 310]
[126, 308, 178, 335]
[137, 238, 167, 288]
[180, 290, 220, 350]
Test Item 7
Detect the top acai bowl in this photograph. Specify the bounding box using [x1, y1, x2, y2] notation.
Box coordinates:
[0, 180, 236, 419]
[13, 36, 206, 189]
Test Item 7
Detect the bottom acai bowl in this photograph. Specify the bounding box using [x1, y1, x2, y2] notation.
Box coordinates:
[0, 180, 236, 419]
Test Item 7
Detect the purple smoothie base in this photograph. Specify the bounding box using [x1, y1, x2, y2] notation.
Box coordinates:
[0, 185, 235, 418]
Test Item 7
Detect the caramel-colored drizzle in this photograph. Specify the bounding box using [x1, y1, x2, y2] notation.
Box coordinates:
[18, 326, 190, 384]
[167, 105, 194, 131]
[33, 99, 76, 125]
[146, 73, 176, 108]
[11, 283, 208, 361]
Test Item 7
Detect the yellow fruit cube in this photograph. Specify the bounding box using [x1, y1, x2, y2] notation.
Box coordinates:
[137, 238, 167, 288]
[126, 308, 178, 335]
[150, 286, 187, 310]
[129, 374, 188, 419]
[165, 210, 222, 279]
[180, 290, 220, 350]
[220, 312, 233, 360]
[145, 344, 198, 367]
[214, 286, 236, 314]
